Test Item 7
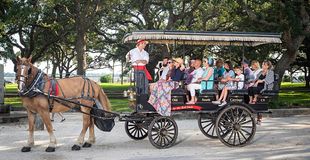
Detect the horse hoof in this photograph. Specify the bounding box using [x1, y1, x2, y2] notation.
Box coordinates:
[71, 144, 81, 151]
[45, 146, 55, 152]
[21, 146, 31, 152]
[82, 142, 92, 148]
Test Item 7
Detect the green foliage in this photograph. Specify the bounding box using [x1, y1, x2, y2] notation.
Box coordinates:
[298, 76, 305, 82]
[100, 75, 112, 83]
[282, 75, 291, 82]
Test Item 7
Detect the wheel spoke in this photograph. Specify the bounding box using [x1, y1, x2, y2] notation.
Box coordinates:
[240, 119, 252, 125]
[206, 123, 214, 134]
[227, 130, 234, 142]
[141, 128, 147, 135]
[241, 128, 251, 135]
[201, 120, 212, 123]
[233, 132, 236, 145]
[202, 122, 213, 129]
[237, 111, 246, 123]
[128, 126, 135, 131]
[237, 131, 242, 145]
[230, 109, 236, 123]
[211, 123, 216, 136]
[239, 129, 248, 140]
[241, 126, 253, 128]
[129, 127, 136, 135]
[224, 112, 233, 123]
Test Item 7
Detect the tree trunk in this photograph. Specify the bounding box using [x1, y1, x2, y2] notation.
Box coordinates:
[75, 2, 87, 76]
[305, 66, 310, 88]
[121, 61, 124, 85]
[112, 60, 115, 83]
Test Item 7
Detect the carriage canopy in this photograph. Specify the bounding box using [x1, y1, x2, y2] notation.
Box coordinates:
[123, 30, 282, 46]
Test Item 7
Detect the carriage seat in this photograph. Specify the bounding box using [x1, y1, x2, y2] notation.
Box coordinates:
[230, 89, 248, 95]
[261, 74, 279, 96]
[171, 88, 186, 96]
[199, 89, 218, 95]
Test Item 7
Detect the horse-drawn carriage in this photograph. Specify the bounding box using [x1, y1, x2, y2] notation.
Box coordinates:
[120, 30, 282, 148]
[16, 30, 281, 152]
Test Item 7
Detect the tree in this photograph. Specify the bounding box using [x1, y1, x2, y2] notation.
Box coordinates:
[0, 0, 68, 65]
[234, 0, 310, 85]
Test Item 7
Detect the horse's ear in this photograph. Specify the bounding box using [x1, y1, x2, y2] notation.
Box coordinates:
[28, 55, 32, 63]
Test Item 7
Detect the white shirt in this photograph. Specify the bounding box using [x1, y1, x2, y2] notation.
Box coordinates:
[235, 74, 245, 89]
[160, 66, 170, 80]
[253, 69, 262, 79]
[191, 67, 204, 83]
[126, 47, 149, 66]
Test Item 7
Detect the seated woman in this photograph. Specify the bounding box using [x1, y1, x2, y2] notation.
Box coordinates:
[148, 58, 184, 116]
[248, 60, 262, 88]
[170, 58, 185, 82]
[199, 57, 214, 91]
[212, 61, 235, 104]
[186, 59, 204, 104]
[248, 60, 274, 104]
[213, 66, 244, 106]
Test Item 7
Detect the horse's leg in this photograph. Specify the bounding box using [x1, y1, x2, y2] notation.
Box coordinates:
[39, 110, 57, 152]
[72, 112, 90, 151]
[21, 110, 35, 152]
[83, 117, 95, 148]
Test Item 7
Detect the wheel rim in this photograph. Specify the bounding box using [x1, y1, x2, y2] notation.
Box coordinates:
[216, 105, 256, 147]
[198, 113, 218, 139]
[125, 121, 148, 140]
[148, 117, 178, 149]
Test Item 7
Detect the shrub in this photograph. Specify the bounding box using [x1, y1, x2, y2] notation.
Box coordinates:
[282, 75, 291, 82]
[298, 76, 305, 82]
[100, 75, 112, 83]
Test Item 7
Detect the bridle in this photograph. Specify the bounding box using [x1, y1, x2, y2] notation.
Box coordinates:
[16, 64, 33, 92]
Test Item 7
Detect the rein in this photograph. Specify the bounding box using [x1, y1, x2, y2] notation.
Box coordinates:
[18, 70, 45, 97]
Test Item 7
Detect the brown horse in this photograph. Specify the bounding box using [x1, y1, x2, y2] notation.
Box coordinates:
[15, 56, 111, 152]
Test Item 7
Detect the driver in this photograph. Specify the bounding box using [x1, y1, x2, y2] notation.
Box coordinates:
[126, 39, 152, 94]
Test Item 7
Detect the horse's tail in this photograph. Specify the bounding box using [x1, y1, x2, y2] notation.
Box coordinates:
[98, 89, 111, 111]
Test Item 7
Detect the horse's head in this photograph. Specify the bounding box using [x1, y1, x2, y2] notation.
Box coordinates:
[15, 56, 36, 93]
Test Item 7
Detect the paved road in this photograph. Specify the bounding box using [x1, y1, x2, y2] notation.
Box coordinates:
[0, 113, 309, 160]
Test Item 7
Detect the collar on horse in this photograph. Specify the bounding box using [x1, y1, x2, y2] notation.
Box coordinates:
[19, 70, 45, 97]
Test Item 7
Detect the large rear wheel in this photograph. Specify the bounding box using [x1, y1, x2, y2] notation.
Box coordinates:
[216, 105, 256, 147]
[148, 116, 178, 149]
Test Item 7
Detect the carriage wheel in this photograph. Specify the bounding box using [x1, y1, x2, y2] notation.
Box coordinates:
[148, 117, 178, 149]
[198, 113, 218, 139]
[125, 121, 148, 140]
[216, 105, 256, 147]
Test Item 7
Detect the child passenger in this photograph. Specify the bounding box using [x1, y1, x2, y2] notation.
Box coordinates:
[212, 66, 244, 106]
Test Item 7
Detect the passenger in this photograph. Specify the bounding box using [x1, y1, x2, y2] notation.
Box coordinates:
[214, 59, 225, 82]
[157, 57, 170, 81]
[212, 66, 244, 106]
[163, 59, 174, 81]
[184, 59, 196, 85]
[186, 59, 204, 104]
[213, 59, 225, 100]
[217, 61, 235, 91]
[251, 60, 262, 79]
[242, 59, 254, 82]
[248, 60, 274, 104]
[170, 58, 185, 82]
[198, 57, 214, 91]
[248, 60, 262, 87]
[148, 58, 184, 116]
